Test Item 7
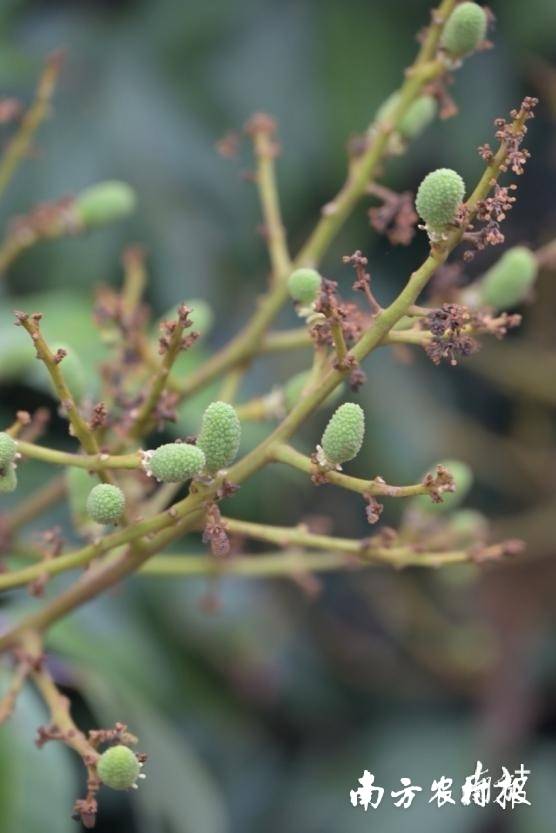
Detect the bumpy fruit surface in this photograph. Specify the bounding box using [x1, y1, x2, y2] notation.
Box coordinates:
[0, 432, 17, 469]
[287, 268, 322, 305]
[0, 465, 17, 494]
[321, 402, 365, 466]
[415, 168, 465, 232]
[75, 181, 136, 227]
[441, 2, 487, 57]
[196, 401, 241, 473]
[376, 93, 437, 139]
[478, 246, 538, 310]
[417, 459, 473, 513]
[283, 371, 344, 414]
[97, 745, 141, 791]
[86, 483, 125, 524]
[147, 442, 205, 482]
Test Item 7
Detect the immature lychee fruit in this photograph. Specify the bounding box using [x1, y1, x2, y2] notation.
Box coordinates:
[477, 246, 538, 310]
[415, 168, 465, 234]
[97, 745, 142, 791]
[145, 442, 206, 483]
[441, 2, 487, 58]
[75, 181, 136, 227]
[287, 268, 322, 305]
[196, 401, 241, 473]
[86, 483, 125, 525]
[320, 402, 365, 466]
[0, 432, 17, 470]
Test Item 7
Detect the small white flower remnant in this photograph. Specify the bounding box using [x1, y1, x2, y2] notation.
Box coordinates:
[493, 765, 531, 810]
[349, 770, 384, 811]
[391, 777, 423, 809]
[461, 760, 491, 807]
[132, 761, 147, 790]
[429, 775, 456, 808]
[140, 449, 154, 478]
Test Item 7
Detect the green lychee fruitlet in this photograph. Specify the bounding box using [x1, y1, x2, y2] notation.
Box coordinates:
[477, 246, 538, 310]
[0, 465, 17, 494]
[196, 401, 241, 473]
[320, 402, 365, 466]
[0, 432, 17, 469]
[287, 268, 322, 305]
[74, 181, 137, 228]
[441, 2, 488, 58]
[415, 168, 465, 233]
[86, 483, 126, 525]
[376, 92, 438, 140]
[146, 442, 206, 483]
[97, 745, 142, 791]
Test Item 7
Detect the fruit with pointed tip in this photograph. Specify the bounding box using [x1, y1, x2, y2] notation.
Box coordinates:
[196, 401, 241, 473]
[320, 402, 365, 466]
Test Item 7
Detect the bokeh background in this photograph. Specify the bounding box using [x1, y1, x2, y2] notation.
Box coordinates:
[1, 0, 556, 831]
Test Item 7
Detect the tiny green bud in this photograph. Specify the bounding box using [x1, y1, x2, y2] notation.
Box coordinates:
[283, 371, 344, 414]
[477, 246, 538, 310]
[287, 268, 322, 305]
[376, 93, 438, 140]
[441, 2, 487, 58]
[75, 181, 137, 228]
[196, 401, 241, 473]
[145, 442, 206, 483]
[0, 432, 17, 469]
[415, 168, 465, 233]
[416, 459, 473, 514]
[86, 483, 125, 525]
[97, 745, 141, 791]
[320, 402, 365, 466]
[0, 465, 17, 494]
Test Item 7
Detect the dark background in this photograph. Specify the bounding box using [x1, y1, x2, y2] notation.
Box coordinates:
[0, 1, 556, 831]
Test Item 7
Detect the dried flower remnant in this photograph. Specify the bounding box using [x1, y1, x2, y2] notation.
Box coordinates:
[368, 184, 418, 246]
[424, 303, 479, 366]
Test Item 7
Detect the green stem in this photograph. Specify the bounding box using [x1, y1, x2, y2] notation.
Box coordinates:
[0, 53, 63, 202]
[270, 443, 433, 498]
[18, 442, 140, 471]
